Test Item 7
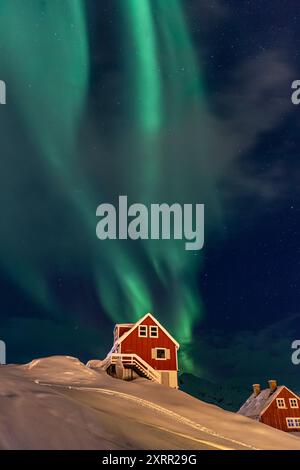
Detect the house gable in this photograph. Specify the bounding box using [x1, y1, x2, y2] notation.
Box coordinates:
[114, 313, 179, 349]
[260, 386, 300, 418]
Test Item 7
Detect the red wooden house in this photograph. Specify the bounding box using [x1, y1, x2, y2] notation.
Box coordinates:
[100, 313, 180, 388]
[238, 380, 300, 432]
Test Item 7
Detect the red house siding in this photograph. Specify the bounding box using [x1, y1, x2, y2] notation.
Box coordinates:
[120, 316, 177, 371]
[261, 388, 300, 432]
[118, 326, 132, 338]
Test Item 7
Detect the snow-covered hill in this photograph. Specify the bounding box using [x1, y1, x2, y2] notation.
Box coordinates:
[0, 356, 300, 450]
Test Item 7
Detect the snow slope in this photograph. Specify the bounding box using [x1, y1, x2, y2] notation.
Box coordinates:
[0, 356, 300, 450]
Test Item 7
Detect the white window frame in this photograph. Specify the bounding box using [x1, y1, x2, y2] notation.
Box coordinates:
[276, 398, 286, 409]
[150, 325, 158, 338]
[289, 398, 299, 409]
[152, 347, 170, 360]
[138, 325, 148, 337]
[286, 417, 300, 429]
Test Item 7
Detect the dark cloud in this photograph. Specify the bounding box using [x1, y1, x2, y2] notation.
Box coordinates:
[205, 50, 295, 204]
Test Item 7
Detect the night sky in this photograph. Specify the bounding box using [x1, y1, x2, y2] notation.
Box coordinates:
[0, 0, 300, 392]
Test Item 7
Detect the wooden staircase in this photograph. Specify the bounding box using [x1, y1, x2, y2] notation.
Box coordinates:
[101, 353, 161, 384]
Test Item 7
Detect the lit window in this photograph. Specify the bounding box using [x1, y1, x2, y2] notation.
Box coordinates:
[287, 418, 294, 428]
[290, 398, 299, 408]
[138, 325, 147, 337]
[150, 326, 158, 338]
[276, 398, 286, 409]
[286, 418, 300, 428]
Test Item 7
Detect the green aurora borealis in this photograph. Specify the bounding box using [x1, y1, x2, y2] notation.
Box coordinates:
[0, 0, 221, 371]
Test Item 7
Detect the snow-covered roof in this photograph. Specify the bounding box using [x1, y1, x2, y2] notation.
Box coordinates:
[238, 385, 300, 420]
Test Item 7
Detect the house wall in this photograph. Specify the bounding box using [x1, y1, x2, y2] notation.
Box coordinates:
[261, 387, 300, 432]
[118, 326, 132, 338]
[114, 325, 133, 344]
[120, 316, 178, 371]
[162, 371, 178, 388]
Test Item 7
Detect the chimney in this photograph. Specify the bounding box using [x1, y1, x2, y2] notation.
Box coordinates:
[252, 384, 261, 396]
[268, 380, 277, 392]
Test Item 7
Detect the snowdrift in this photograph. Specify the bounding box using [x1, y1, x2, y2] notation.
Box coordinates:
[0, 356, 299, 450]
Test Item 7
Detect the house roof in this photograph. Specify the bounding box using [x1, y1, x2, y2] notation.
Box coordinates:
[114, 312, 180, 349]
[114, 323, 134, 329]
[238, 385, 300, 420]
